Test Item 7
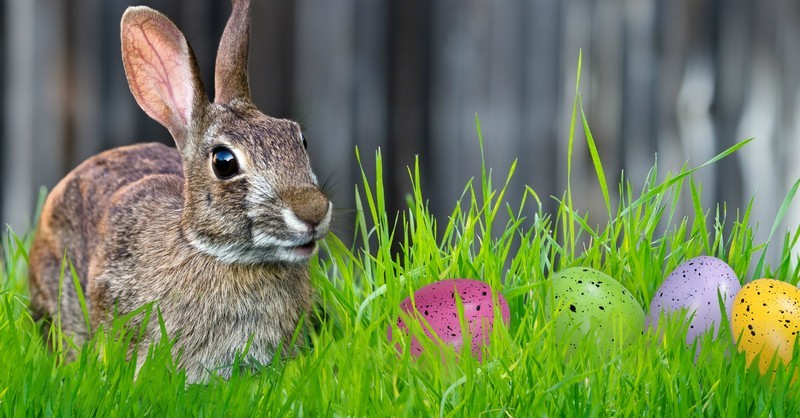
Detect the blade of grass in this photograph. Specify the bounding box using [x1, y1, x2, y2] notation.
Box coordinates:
[579, 95, 611, 219]
[752, 178, 800, 280]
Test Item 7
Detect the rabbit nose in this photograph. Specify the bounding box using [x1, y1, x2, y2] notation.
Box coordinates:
[282, 188, 330, 227]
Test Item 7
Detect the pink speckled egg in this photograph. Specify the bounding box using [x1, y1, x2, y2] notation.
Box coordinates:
[647, 256, 740, 345]
[388, 279, 510, 360]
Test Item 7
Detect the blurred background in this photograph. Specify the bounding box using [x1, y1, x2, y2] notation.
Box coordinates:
[2, 0, 800, 263]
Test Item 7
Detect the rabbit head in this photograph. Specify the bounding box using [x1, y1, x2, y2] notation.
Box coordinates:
[121, 0, 331, 265]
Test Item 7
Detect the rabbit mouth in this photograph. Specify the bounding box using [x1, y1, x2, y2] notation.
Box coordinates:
[294, 240, 316, 251]
[285, 239, 318, 259]
[299, 239, 316, 249]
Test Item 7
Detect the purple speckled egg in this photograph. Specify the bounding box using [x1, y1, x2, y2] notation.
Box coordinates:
[388, 279, 510, 360]
[647, 256, 741, 344]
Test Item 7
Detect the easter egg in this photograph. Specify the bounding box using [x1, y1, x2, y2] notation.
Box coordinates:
[549, 267, 645, 353]
[647, 256, 740, 344]
[732, 279, 800, 374]
[388, 279, 510, 360]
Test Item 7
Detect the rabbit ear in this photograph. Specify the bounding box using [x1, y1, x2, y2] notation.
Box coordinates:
[121, 7, 208, 148]
[214, 0, 252, 104]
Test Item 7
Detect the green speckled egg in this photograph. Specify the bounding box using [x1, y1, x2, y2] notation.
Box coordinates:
[549, 267, 645, 354]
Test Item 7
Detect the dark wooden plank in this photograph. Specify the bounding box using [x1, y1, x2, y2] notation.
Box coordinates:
[68, 0, 104, 163]
[522, 0, 562, 215]
[555, 0, 595, 215]
[387, 0, 431, 220]
[293, 0, 357, 217]
[482, 1, 526, 214]
[620, 0, 659, 189]
[712, 0, 751, 207]
[778, 0, 800, 240]
[589, 0, 623, 186]
[429, 0, 490, 220]
[353, 0, 388, 196]
[2, 0, 67, 232]
[250, 0, 296, 118]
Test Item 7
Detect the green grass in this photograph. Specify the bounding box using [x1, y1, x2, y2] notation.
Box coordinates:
[3, 58, 800, 416]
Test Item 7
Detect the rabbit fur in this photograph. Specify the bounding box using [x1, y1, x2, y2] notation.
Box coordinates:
[28, 0, 331, 382]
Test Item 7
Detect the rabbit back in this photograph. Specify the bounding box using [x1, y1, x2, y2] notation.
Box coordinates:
[29, 142, 183, 343]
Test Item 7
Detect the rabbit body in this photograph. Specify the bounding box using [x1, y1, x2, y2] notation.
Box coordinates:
[28, 0, 329, 382]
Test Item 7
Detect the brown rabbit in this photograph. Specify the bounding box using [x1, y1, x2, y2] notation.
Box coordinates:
[28, 0, 331, 382]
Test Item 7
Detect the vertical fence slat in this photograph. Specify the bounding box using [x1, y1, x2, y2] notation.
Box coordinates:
[484, 1, 525, 210]
[557, 0, 593, 214]
[353, 0, 388, 193]
[522, 0, 562, 215]
[105, 0, 139, 148]
[386, 0, 431, 222]
[294, 0, 356, 214]
[3, 0, 66, 232]
[621, 0, 659, 188]
[249, 0, 296, 117]
[780, 0, 800, 249]
[69, 0, 103, 164]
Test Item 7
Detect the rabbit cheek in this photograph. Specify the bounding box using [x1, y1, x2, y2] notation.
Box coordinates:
[181, 176, 252, 264]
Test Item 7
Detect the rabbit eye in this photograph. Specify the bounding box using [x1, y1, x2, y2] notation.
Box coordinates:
[211, 146, 239, 179]
[301, 134, 308, 150]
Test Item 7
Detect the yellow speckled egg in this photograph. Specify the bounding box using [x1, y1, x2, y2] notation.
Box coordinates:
[731, 278, 800, 374]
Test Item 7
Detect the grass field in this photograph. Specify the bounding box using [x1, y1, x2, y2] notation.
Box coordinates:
[2, 60, 800, 416]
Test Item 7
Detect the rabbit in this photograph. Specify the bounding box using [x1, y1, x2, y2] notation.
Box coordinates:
[27, 0, 332, 383]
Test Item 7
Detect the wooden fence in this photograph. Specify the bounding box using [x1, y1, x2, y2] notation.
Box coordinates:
[3, 0, 800, 263]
